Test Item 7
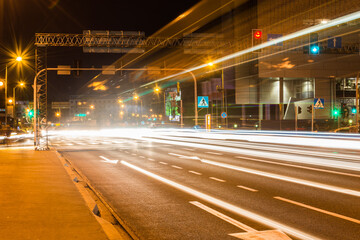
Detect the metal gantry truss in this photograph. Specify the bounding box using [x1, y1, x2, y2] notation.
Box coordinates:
[35, 33, 234, 48]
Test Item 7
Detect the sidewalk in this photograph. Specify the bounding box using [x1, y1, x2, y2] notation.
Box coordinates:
[0, 147, 109, 240]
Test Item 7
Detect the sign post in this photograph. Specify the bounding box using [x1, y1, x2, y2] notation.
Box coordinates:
[313, 98, 325, 132]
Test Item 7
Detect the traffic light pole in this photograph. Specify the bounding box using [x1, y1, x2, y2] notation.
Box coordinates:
[356, 72, 359, 133]
[295, 106, 298, 131]
[311, 104, 314, 132]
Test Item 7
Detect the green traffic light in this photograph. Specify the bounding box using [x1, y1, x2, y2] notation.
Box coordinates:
[333, 109, 339, 116]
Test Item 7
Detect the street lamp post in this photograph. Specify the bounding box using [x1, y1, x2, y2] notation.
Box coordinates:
[12, 82, 25, 126]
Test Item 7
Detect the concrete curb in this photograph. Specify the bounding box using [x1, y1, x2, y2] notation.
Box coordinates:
[54, 150, 138, 240]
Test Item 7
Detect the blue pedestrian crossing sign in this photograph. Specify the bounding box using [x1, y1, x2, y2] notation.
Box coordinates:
[198, 96, 209, 108]
[221, 112, 227, 119]
[314, 98, 324, 109]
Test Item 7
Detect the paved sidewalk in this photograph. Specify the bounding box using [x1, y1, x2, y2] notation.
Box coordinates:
[0, 147, 109, 240]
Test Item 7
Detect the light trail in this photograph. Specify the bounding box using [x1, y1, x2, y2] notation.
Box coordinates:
[201, 159, 360, 197]
[140, 10, 360, 88]
[121, 160, 320, 240]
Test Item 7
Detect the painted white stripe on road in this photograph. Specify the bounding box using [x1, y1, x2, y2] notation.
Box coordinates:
[274, 196, 360, 224]
[147, 158, 155, 161]
[209, 177, 226, 182]
[206, 152, 223, 155]
[202, 159, 360, 198]
[121, 161, 319, 240]
[189, 171, 202, 175]
[139, 156, 145, 159]
[131, 153, 137, 156]
[182, 148, 195, 151]
[237, 185, 258, 192]
[235, 156, 360, 178]
[172, 165, 183, 169]
[190, 201, 256, 232]
[159, 162, 168, 165]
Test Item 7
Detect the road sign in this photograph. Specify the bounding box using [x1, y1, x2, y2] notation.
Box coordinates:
[198, 96, 209, 108]
[221, 112, 227, 119]
[314, 98, 325, 109]
[327, 37, 342, 48]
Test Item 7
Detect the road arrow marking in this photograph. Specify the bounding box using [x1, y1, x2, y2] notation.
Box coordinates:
[99, 156, 119, 164]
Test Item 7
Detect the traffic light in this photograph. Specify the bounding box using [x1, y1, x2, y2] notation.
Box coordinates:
[333, 108, 339, 117]
[298, 106, 302, 114]
[27, 109, 34, 118]
[252, 29, 263, 52]
[351, 107, 357, 114]
[307, 105, 312, 113]
[309, 33, 319, 55]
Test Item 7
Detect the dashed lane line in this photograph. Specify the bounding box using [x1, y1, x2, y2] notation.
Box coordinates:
[209, 177, 226, 182]
[189, 170, 202, 175]
[237, 185, 258, 192]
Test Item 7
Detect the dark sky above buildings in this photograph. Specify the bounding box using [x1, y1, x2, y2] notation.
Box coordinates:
[0, 0, 201, 100]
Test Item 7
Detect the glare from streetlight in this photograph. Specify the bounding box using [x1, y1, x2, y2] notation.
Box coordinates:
[154, 87, 160, 93]
[0, 81, 3, 87]
[16, 56, 22, 62]
[90, 105, 95, 109]
[18, 82, 25, 87]
[118, 99, 123, 103]
[8, 99, 13, 104]
[207, 62, 214, 67]
[134, 95, 139, 100]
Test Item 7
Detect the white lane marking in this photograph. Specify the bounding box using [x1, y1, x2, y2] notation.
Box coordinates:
[99, 156, 119, 164]
[237, 185, 258, 192]
[209, 177, 226, 182]
[189, 170, 202, 175]
[274, 196, 360, 225]
[168, 152, 200, 160]
[66, 143, 74, 146]
[91, 142, 98, 145]
[159, 162, 168, 165]
[182, 148, 195, 151]
[172, 165, 183, 169]
[201, 159, 360, 198]
[139, 156, 145, 159]
[121, 161, 319, 240]
[112, 141, 124, 144]
[190, 201, 256, 232]
[124, 151, 129, 154]
[131, 153, 137, 156]
[147, 158, 155, 161]
[77, 142, 86, 145]
[235, 156, 360, 178]
[206, 152, 223, 155]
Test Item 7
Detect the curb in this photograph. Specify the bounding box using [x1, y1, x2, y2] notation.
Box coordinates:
[54, 150, 138, 240]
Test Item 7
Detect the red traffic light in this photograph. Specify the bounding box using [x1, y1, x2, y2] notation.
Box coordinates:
[254, 30, 262, 39]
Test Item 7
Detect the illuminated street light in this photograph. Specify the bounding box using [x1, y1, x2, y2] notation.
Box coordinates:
[8, 98, 13, 104]
[118, 99, 123, 103]
[154, 87, 160, 93]
[207, 62, 214, 67]
[16, 56, 23, 62]
[90, 105, 95, 109]
[134, 95, 139, 100]
[0, 81, 4, 87]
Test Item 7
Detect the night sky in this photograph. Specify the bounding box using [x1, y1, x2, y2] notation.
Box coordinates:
[0, 0, 201, 101]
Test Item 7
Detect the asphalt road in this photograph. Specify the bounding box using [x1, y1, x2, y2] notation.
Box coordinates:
[50, 129, 360, 240]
